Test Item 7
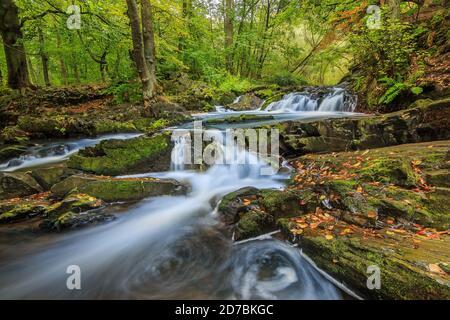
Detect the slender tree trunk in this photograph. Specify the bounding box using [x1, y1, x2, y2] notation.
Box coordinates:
[38, 28, 51, 86]
[73, 59, 80, 84]
[141, 0, 157, 90]
[0, 0, 32, 90]
[56, 33, 68, 85]
[224, 0, 234, 74]
[126, 0, 154, 116]
[179, 0, 191, 51]
[27, 56, 37, 84]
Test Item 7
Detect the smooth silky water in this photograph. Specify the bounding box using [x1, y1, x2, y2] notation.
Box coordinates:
[0, 89, 362, 299]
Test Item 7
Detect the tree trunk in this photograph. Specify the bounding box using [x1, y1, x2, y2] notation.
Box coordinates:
[27, 56, 37, 84]
[179, 0, 191, 51]
[0, 0, 32, 89]
[56, 33, 68, 85]
[126, 0, 154, 116]
[141, 0, 157, 91]
[224, 0, 234, 74]
[38, 28, 51, 86]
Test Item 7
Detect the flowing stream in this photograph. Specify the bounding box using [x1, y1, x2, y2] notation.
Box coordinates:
[0, 88, 362, 299]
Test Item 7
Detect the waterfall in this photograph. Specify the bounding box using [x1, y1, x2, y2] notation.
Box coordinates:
[0, 133, 142, 172]
[266, 88, 357, 113]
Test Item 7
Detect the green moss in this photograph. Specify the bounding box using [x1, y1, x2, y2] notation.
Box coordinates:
[94, 120, 137, 134]
[205, 114, 274, 125]
[68, 134, 171, 175]
[76, 178, 186, 202]
[236, 210, 273, 240]
[359, 158, 419, 187]
[0, 204, 45, 223]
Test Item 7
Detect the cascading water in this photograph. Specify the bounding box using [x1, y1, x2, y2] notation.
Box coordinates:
[265, 88, 357, 113]
[0, 128, 342, 300]
[0, 133, 142, 172]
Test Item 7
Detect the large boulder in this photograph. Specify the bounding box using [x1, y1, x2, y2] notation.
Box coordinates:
[40, 193, 109, 231]
[225, 140, 450, 299]
[0, 144, 28, 162]
[279, 98, 450, 157]
[227, 93, 263, 111]
[30, 164, 78, 190]
[51, 174, 187, 202]
[0, 172, 43, 200]
[68, 134, 172, 176]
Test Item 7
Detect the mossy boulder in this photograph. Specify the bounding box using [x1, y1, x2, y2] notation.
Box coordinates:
[235, 209, 274, 240]
[0, 145, 28, 162]
[0, 172, 44, 200]
[30, 165, 78, 190]
[219, 187, 260, 225]
[278, 98, 450, 157]
[44, 193, 104, 217]
[359, 158, 419, 187]
[227, 93, 263, 111]
[51, 174, 187, 202]
[40, 194, 112, 232]
[204, 114, 274, 125]
[0, 203, 46, 223]
[17, 115, 95, 138]
[75, 178, 187, 202]
[281, 222, 450, 300]
[68, 134, 172, 176]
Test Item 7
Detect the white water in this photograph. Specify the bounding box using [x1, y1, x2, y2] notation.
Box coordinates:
[263, 88, 356, 113]
[0, 129, 341, 300]
[0, 133, 142, 172]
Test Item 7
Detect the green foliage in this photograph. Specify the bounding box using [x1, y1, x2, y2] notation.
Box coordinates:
[268, 71, 308, 87]
[378, 77, 423, 105]
[104, 82, 143, 105]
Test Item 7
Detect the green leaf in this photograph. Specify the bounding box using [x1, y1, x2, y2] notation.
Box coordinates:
[411, 87, 423, 95]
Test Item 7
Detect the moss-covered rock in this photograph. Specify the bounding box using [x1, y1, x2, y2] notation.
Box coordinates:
[204, 114, 274, 125]
[227, 93, 263, 111]
[75, 178, 187, 202]
[0, 144, 28, 162]
[51, 174, 187, 202]
[44, 193, 104, 217]
[0, 172, 44, 200]
[0, 203, 46, 223]
[235, 209, 274, 240]
[279, 98, 450, 157]
[40, 210, 114, 231]
[30, 165, 78, 190]
[68, 134, 172, 176]
[17, 115, 96, 138]
[281, 221, 450, 300]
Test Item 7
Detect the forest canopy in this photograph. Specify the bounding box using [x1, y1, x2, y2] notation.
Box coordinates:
[0, 0, 448, 111]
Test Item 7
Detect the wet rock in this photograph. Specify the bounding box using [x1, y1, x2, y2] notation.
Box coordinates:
[0, 144, 28, 162]
[0, 172, 44, 200]
[30, 165, 78, 190]
[235, 209, 274, 240]
[68, 134, 172, 176]
[204, 114, 274, 125]
[50, 174, 98, 198]
[0, 203, 46, 223]
[40, 193, 109, 232]
[219, 187, 260, 225]
[279, 98, 450, 156]
[44, 193, 104, 217]
[40, 209, 114, 232]
[17, 115, 96, 138]
[75, 178, 187, 202]
[279, 217, 450, 300]
[51, 174, 187, 202]
[227, 93, 263, 111]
